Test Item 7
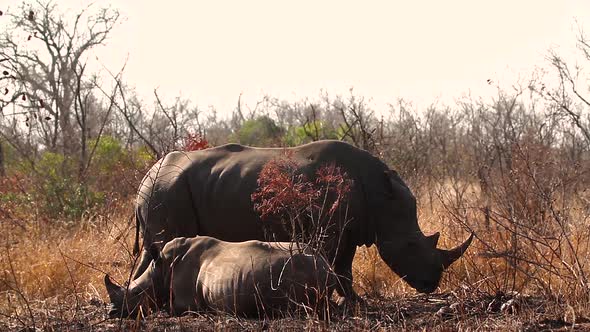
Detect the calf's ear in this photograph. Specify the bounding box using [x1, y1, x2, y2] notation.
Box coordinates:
[104, 274, 124, 302]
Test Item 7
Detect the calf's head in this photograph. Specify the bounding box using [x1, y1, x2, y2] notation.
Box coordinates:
[104, 244, 167, 318]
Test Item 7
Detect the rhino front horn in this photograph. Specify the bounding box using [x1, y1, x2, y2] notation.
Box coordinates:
[440, 233, 474, 269]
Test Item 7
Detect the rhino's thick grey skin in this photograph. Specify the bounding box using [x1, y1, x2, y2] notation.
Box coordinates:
[106, 236, 336, 318]
[132, 140, 473, 297]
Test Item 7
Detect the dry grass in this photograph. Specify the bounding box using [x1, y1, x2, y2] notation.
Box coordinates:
[0, 183, 589, 330]
[0, 200, 137, 330]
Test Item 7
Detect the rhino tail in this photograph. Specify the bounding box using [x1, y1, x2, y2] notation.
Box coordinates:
[133, 209, 140, 255]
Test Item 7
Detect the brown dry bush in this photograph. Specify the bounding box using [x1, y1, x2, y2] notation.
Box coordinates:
[252, 151, 353, 256]
[437, 135, 590, 299]
[348, 93, 590, 325]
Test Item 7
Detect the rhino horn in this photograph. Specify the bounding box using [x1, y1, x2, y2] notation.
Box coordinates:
[426, 232, 440, 248]
[104, 274, 124, 302]
[439, 233, 474, 269]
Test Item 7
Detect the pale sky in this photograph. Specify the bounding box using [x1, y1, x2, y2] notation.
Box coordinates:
[3, 0, 590, 113]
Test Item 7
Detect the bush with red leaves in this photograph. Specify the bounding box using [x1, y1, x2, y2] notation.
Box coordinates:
[182, 133, 210, 151]
[251, 151, 353, 249]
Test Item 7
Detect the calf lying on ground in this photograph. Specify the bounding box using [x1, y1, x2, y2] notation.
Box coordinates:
[105, 236, 336, 318]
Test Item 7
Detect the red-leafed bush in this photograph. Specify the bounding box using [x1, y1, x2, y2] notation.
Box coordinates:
[251, 151, 353, 250]
[182, 133, 210, 151]
[315, 163, 353, 217]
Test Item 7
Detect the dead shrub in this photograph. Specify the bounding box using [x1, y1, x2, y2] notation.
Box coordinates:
[251, 151, 353, 255]
[438, 135, 590, 300]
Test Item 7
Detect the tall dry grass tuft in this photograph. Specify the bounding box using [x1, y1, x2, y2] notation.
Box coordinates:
[448, 137, 588, 299]
[0, 199, 137, 330]
[352, 246, 401, 297]
[435, 100, 590, 323]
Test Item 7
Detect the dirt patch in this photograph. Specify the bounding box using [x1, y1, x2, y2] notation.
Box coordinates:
[1, 292, 587, 331]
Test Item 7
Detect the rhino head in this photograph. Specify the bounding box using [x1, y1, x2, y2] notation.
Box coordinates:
[375, 171, 473, 293]
[105, 244, 167, 318]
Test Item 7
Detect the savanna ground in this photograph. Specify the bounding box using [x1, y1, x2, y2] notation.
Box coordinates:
[1, 2, 590, 330]
[1, 177, 589, 331]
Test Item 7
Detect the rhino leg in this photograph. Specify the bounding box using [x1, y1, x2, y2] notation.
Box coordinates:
[332, 241, 362, 303]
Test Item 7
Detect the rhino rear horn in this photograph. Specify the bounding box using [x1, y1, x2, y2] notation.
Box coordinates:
[440, 233, 474, 269]
[426, 232, 440, 248]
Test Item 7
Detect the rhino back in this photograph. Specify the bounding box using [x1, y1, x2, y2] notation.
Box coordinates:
[139, 140, 389, 247]
[192, 239, 333, 316]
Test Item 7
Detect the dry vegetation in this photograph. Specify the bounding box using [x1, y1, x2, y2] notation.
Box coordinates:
[0, 166, 588, 331]
[1, 1, 590, 331]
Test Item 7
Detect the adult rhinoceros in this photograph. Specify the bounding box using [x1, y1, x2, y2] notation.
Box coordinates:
[131, 140, 472, 298]
[106, 236, 336, 318]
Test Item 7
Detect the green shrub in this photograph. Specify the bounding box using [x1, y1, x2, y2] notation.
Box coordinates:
[33, 151, 103, 219]
[234, 116, 283, 146]
[90, 135, 127, 173]
[282, 121, 343, 146]
[87, 136, 152, 198]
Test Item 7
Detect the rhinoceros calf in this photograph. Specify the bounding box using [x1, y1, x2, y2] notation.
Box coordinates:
[105, 236, 336, 318]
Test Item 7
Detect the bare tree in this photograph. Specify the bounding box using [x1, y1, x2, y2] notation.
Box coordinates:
[330, 89, 378, 152]
[540, 29, 590, 149]
[0, 1, 120, 158]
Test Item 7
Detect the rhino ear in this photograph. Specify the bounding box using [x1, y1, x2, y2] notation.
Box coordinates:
[383, 170, 412, 200]
[383, 171, 395, 199]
